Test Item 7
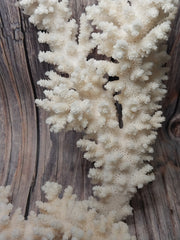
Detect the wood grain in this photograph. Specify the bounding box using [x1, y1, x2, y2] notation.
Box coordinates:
[0, 1, 179, 239]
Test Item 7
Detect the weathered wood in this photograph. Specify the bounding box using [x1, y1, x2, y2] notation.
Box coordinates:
[0, 1, 179, 239]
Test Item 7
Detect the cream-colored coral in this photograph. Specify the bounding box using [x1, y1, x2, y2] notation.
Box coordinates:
[18, 0, 178, 220]
[0, 183, 135, 240]
[0, 0, 178, 239]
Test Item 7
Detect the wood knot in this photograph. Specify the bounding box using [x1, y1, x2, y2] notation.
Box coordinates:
[168, 114, 180, 139]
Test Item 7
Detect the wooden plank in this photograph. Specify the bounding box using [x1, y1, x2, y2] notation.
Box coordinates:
[0, 1, 179, 239]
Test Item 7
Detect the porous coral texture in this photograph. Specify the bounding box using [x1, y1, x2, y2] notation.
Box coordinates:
[0, 183, 135, 240]
[0, 0, 178, 239]
[18, 0, 178, 220]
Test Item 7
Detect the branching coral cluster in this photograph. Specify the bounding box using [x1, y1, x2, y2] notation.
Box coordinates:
[0, 0, 178, 239]
[0, 183, 134, 240]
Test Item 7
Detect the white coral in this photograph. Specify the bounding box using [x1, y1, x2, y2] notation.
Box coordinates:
[18, 0, 178, 218]
[1, 0, 178, 239]
[0, 183, 135, 240]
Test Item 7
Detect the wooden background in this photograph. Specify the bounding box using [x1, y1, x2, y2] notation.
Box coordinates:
[0, 1, 179, 239]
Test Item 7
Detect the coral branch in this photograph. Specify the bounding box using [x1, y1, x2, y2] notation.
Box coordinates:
[0, 183, 135, 240]
[0, 0, 178, 239]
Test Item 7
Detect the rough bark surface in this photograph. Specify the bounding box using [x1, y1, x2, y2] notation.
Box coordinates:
[0, 1, 179, 239]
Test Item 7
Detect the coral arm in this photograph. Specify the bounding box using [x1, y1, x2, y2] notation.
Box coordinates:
[17, 0, 178, 220]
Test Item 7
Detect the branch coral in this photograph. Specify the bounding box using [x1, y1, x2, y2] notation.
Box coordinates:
[0, 183, 134, 240]
[0, 0, 178, 239]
